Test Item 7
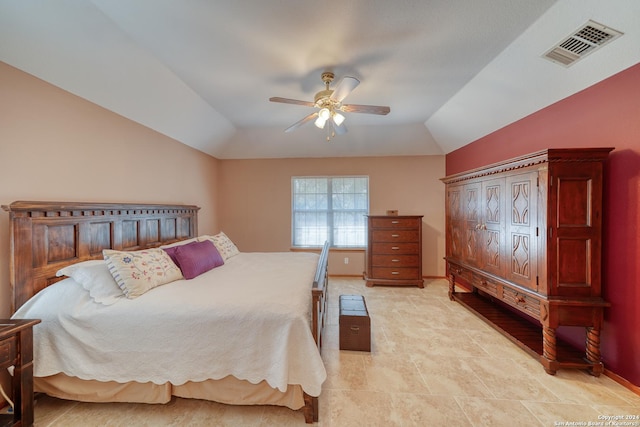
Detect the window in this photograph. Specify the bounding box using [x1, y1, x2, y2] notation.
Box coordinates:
[292, 176, 369, 247]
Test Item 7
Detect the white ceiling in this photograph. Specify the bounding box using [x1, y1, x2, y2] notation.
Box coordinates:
[1, 0, 639, 159]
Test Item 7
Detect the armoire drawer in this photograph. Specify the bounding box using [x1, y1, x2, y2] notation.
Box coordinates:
[371, 254, 420, 267]
[371, 267, 420, 280]
[474, 276, 499, 298]
[502, 287, 541, 320]
[448, 262, 473, 283]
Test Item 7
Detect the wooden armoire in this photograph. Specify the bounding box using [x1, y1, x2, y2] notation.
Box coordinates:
[441, 148, 612, 376]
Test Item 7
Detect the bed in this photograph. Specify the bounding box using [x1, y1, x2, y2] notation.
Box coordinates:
[2, 201, 329, 423]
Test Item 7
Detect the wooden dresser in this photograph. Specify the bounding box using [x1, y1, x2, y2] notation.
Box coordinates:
[442, 148, 612, 375]
[364, 215, 423, 288]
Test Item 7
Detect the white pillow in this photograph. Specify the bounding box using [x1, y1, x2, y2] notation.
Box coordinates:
[56, 260, 125, 305]
[103, 248, 183, 299]
[199, 232, 239, 260]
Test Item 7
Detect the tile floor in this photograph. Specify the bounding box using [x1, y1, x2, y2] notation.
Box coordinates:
[33, 278, 640, 426]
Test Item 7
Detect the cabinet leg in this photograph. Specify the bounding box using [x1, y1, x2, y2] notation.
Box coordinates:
[448, 273, 456, 301]
[542, 326, 558, 375]
[586, 327, 604, 377]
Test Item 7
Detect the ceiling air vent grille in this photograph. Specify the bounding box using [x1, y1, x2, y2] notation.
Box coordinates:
[543, 20, 622, 67]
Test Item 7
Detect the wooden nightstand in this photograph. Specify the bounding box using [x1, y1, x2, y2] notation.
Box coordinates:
[0, 319, 40, 427]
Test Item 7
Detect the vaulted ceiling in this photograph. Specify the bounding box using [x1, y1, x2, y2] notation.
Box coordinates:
[1, 1, 638, 159]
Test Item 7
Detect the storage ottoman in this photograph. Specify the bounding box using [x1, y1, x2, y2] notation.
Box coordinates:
[339, 294, 371, 352]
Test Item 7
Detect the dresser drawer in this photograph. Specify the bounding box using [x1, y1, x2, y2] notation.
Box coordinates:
[0, 336, 17, 369]
[371, 229, 419, 242]
[372, 242, 419, 254]
[371, 267, 420, 280]
[372, 254, 420, 267]
[371, 217, 420, 228]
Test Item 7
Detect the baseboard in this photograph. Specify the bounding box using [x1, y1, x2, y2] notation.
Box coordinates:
[605, 369, 640, 396]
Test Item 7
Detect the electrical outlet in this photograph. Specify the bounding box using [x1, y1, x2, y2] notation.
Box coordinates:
[344, 257, 349, 264]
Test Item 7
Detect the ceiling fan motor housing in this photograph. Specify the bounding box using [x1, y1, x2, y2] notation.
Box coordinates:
[314, 90, 335, 107]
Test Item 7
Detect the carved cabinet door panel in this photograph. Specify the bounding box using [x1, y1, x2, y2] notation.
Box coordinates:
[479, 178, 506, 277]
[506, 171, 539, 292]
[463, 182, 482, 268]
[445, 183, 464, 260]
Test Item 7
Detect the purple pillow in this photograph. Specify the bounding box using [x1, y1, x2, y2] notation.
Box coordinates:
[170, 240, 224, 279]
[162, 246, 181, 267]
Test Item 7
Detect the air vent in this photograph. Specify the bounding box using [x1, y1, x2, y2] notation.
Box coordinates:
[543, 20, 622, 67]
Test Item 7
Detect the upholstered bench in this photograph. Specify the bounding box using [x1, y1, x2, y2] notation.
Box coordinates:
[339, 294, 371, 352]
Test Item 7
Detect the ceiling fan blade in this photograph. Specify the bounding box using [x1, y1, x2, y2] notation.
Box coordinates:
[270, 97, 315, 108]
[284, 112, 318, 133]
[330, 76, 360, 102]
[341, 104, 390, 115]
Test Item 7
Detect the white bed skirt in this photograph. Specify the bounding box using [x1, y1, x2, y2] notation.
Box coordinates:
[35, 373, 305, 410]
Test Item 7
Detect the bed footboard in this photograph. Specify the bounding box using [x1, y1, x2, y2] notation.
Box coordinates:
[311, 241, 330, 347]
[303, 240, 329, 423]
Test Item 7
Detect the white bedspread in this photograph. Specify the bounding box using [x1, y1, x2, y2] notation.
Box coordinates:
[12, 252, 327, 396]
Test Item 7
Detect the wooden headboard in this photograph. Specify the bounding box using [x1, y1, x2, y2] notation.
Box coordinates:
[2, 201, 200, 314]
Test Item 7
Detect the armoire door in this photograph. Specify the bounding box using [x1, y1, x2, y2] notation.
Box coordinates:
[479, 178, 506, 277]
[463, 181, 482, 268]
[505, 171, 539, 292]
[445, 183, 464, 260]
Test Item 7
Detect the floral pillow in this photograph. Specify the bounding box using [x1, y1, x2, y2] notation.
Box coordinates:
[103, 248, 183, 298]
[200, 232, 239, 260]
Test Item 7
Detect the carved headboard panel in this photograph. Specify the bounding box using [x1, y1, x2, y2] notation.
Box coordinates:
[2, 201, 200, 314]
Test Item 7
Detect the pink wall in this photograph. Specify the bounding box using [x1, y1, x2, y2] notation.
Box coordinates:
[0, 62, 220, 318]
[446, 63, 640, 386]
[217, 156, 446, 277]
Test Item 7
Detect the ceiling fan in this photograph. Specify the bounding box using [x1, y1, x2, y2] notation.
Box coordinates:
[269, 72, 390, 140]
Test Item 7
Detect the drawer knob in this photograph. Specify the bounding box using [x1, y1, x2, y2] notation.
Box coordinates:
[391, 271, 400, 275]
[391, 246, 399, 250]
[391, 234, 400, 237]
[392, 259, 400, 262]
[391, 220, 399, 224]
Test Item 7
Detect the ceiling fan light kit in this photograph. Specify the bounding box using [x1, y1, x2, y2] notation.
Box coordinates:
[270, 71, 390, 140]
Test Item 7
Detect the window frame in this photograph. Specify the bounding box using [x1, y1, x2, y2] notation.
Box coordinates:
[291, 175, 369, 248]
